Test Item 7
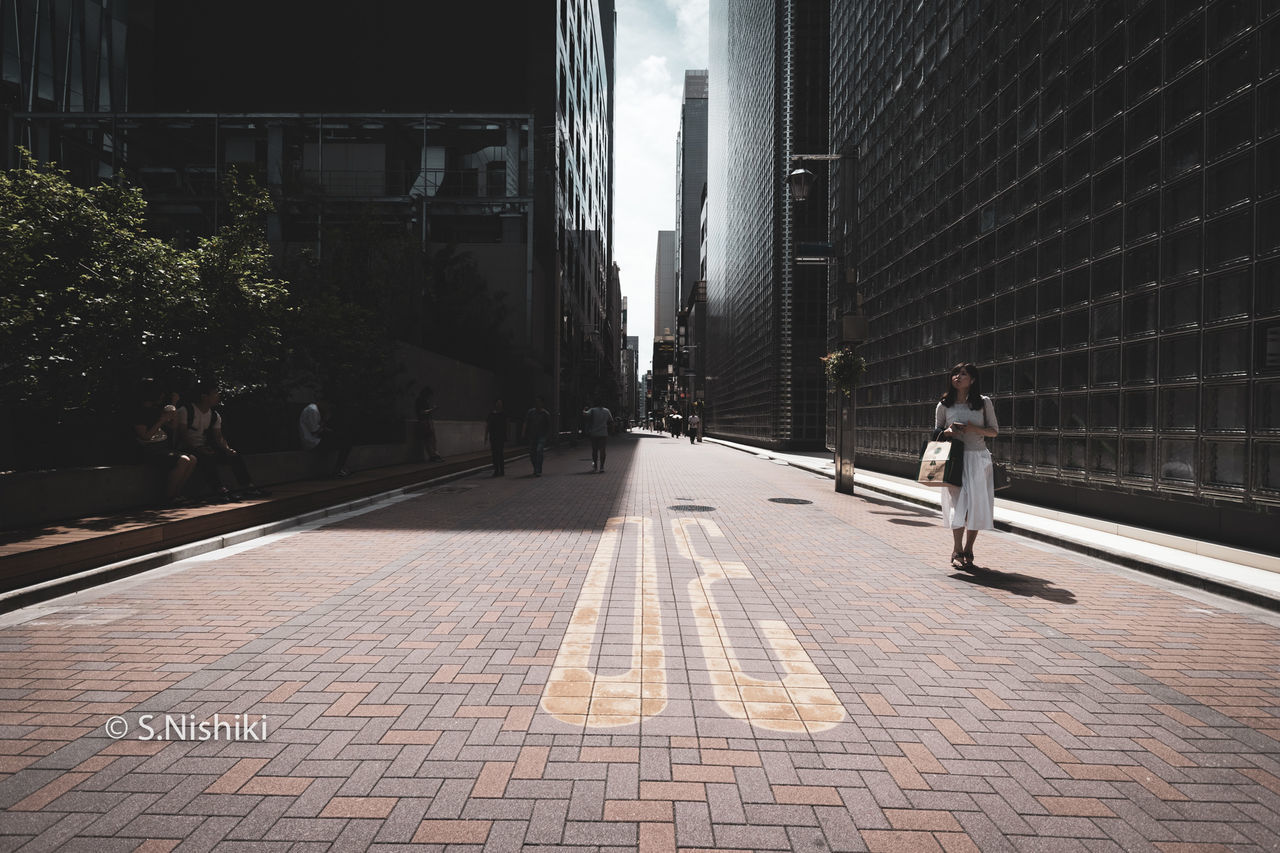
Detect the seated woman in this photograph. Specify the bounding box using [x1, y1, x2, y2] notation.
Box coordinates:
[133, 378, 197, 507]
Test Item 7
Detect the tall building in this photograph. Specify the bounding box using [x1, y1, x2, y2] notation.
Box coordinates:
[676, 70, 709, 306]
[654, 230, 677, 338]
[5, 0, 618, 427]
[676, 70, 710, 417]
[626, 335, 641, 420]
[707, 0, 830, 448]
[1, 0, 138, 160]
[833, 1, 1278, 548]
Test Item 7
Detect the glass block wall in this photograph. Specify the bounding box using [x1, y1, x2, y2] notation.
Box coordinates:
[832, 0, 1280, 513]
[707, 0, 830, 448]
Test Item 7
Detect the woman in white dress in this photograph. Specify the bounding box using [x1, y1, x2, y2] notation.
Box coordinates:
[934, 363, 999, 569]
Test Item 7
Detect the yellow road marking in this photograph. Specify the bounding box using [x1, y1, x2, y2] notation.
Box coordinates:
[673, 518, 846, 733]
[541, 516, 666, 727]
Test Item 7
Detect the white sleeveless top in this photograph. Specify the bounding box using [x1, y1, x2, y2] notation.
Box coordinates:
[934, 395, 997, 453]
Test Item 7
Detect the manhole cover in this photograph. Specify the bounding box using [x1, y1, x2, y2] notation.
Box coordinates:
[669, 505, 716, 512]
[768, 498, 813, 505]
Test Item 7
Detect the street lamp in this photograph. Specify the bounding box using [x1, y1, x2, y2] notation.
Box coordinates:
[789, 152, 864, 495]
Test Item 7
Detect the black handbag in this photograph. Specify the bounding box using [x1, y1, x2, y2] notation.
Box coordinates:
[983, 404, 1012, 491]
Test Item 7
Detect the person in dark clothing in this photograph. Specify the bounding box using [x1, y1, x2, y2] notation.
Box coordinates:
[132, 378, 197, 506]
[484, 399, 509, 476]
[521, 396, 552, 476]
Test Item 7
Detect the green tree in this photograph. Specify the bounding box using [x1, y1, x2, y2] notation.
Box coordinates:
[0, 155, 289, 466]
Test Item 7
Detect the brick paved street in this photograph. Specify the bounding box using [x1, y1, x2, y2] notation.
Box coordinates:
[2, 432, 1280, 852]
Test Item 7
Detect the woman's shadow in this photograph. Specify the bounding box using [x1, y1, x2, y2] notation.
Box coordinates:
[953, 562, 1077, 605]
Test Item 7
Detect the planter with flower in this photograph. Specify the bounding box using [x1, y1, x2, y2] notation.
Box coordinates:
[822, 347, 866, 397]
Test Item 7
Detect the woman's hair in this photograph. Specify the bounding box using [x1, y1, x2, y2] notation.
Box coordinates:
[940, 362, 984, 410]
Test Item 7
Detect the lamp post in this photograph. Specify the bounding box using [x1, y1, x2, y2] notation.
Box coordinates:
[788, 152, 865, 495]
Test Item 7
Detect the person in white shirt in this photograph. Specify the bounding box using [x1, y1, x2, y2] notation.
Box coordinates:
[687, 412, 702, 444]
[299, 396, 352, 478]
[933, 363, 999, 570]
[584, 401, 614, 473]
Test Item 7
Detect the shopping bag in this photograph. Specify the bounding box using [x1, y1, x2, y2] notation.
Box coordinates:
[918, 440, 963, 487]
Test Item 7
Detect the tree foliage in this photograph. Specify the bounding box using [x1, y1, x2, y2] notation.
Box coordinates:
[0, 156, 291, 466]
[0, 156, 288, 416]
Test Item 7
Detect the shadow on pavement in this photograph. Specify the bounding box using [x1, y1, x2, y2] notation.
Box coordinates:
[888, 518, 933, 527]
[954, 566, 1078, 604]
[336, 434, 643, 533]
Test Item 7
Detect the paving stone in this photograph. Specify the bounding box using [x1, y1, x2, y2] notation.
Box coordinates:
[1, 436, 1279, 850]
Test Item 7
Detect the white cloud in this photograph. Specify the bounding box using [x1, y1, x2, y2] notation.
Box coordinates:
[668, 0, 709, 60]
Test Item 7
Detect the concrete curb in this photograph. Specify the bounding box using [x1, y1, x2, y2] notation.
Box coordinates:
[0, 459, 506, 613]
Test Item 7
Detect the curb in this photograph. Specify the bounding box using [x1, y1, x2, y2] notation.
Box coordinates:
[0, 459, 505, 614]
[704, 436, 1280, 611]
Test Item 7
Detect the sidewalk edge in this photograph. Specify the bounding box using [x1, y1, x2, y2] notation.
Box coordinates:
[0, 461, 497, 614]
[705, 436, 1280, 609]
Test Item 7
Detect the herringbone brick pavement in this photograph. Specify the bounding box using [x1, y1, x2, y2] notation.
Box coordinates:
[1, 434, 1278, 852]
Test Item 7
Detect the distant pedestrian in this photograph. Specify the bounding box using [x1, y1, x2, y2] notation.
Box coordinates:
[484, 399, 509, 477]
[522, 396, 552, 476]
[688, 412, 701, 444]
[584, 400, 614, 473]
[934, 362, 998, 571]
[180, 381, 267, 502]
[299, 395, 353, 478]
[416, 384, 444, 462]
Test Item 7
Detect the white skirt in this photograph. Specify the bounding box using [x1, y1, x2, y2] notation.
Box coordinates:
[940, 447, 995, 531]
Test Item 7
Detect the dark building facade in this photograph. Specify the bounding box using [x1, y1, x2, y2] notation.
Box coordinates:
[832, 0, 1279, 548]
[5, 0, 618, 428]
[707, 0, 830, 449]
[1, 0, 139, 159]
[676, 70, 709, 415]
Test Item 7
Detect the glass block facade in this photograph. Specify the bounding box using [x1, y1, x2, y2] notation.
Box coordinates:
[707, 0, 830, 448]
[832, 0, 1280, 528]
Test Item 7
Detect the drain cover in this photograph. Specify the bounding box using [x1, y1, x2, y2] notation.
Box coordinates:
[669, 505, 716, 512]
[769, 497, 813, 505]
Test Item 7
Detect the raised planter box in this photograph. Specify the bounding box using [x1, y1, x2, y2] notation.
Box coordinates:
[0, 418, 493, 530]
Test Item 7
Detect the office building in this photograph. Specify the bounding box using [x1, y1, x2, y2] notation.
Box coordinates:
[707, 0, 831, 448]
[654, 230, 677, 338]
[832, 0, 1278, 547]
[676, 71, 709, 306]
[4, 0, 618, 426]
[676, 70, 709, 415]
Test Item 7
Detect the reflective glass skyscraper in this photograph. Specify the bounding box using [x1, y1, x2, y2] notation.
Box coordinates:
[833, 0, 1278, 547]
[707, 0, 830, 448]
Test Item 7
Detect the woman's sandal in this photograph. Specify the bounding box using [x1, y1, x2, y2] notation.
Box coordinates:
[961, 551, 976, 569]
[950, 551, 966, 569]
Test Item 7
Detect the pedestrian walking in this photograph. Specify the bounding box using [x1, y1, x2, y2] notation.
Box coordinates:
[687, 412, 701, 444]
[584, 400, 614, 473]
[934, 362, 999, 570]
[484, 399, 508, 476]
[522, 396, 552, 476]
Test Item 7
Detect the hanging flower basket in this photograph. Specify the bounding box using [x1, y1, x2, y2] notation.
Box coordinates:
[822, 347, 866, 397]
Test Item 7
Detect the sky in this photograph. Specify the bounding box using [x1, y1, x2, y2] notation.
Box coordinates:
[613, 0, 709, 374]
